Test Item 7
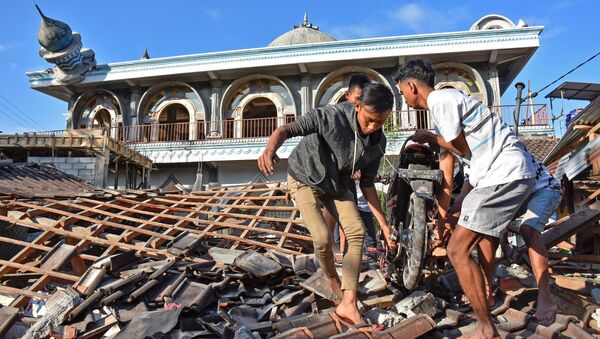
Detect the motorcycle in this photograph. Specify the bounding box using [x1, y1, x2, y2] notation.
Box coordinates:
[386, 136, 443, 290]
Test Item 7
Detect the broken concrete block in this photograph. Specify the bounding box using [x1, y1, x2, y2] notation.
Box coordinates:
[234, 250, 282, 278]
[392, 291, 441, 318]
[358, 270, 387, 294]
[209, 247, 246, 265]
[365, 308, 405, 328]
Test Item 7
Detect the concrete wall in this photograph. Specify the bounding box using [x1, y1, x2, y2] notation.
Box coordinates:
[27, 156, 97, 184]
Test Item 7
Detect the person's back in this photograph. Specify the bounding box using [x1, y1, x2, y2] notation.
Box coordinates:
[428, 88, 535, 188]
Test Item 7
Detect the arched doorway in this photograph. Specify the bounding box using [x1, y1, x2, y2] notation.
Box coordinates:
[157, 103, 191, 141]
[241, 97, 277, 138]
[91, 108, 112, 130]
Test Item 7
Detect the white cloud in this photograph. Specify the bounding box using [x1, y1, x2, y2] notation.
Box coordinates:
[204, 8, 221, 19]
[330, 25, 380, 40]
[0, 43, 14, 52]
[543, 26, 567, 39]
[388, 3, 469, 33]
[9, 62, 18, 69]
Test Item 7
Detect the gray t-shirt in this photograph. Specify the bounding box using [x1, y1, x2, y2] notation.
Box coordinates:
[428, 89, 535, 188]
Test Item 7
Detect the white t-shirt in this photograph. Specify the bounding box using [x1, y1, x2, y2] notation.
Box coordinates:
[525, 150, 561, 193]
[428, 89, 535, 188]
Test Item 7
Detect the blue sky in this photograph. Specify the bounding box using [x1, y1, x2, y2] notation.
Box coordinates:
[0, 0, 598, 134]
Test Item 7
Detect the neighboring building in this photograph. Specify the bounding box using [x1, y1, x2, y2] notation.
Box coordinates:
[27, 10, 551, 189]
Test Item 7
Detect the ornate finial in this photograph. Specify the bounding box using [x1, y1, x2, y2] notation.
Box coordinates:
[36, 4, 73, 52]
[294, 12, 318, 30]
[36, 4, 95, 85]
[141, 48, 150, 60]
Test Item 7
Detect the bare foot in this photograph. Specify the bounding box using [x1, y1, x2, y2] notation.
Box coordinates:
[467, 322, 500, 339]
[335, 300, 363, 325]
[535, 302, 557, 326]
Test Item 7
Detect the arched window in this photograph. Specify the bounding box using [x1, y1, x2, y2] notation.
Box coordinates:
[221, 76, 295, 139]
[242, 97, 278, 138]
[157, 103, 191, 141]
[72, 90, 122, 139]
[139, 83, 206, 142]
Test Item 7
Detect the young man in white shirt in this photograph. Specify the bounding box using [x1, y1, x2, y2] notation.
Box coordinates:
[393, 59, 536, 338]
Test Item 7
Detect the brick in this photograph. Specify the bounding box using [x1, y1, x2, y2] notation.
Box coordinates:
[78, 169, 94, 178]
[57, 163, 74, 170]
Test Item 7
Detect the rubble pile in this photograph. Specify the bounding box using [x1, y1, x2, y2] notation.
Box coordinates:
[0, 179, 598, 338]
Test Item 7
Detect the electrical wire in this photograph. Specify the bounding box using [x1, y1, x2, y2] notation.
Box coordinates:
[534, 50, 600, 96]
[0, 101, 40, 131]
[0, 93, 44, 130]
[0, 106, 37, 132]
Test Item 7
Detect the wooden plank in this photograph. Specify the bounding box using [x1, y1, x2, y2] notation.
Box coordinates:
[58, 198, 310, 242]
[0, 259, 78, 282]
[113, 196, 303, 225]
[579, 187, 600, 206]
[13, 201, 175, 241]
[0, 214, 197, 260]
[165, 194, 288, 202]
[232, 188, 277, 249]
[0, 285, 49, 300]
[0, 213, 301, 256]
[153, 197, 297, 211]
[542, 200, 600, 248]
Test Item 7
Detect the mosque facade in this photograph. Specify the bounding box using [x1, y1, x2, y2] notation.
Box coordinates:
[27, 11, 550, 189]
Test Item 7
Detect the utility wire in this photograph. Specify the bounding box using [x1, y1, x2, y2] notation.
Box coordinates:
[0, 93, 44, 130]
[534, 50, 600, 96]
[0, 101, 40, 131]
[0, 106, 37, 132]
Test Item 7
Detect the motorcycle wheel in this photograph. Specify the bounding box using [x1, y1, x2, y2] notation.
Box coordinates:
[401, 192, 428, 290]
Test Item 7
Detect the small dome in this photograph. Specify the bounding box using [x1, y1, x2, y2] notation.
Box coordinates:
[470, 14, 517, 31]
[36, 5, 73, 52]
[268, 13, 336, 47]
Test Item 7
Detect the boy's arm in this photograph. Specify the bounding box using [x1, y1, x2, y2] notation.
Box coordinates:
[258, 127, 288, 176]
[257, 107, 325, 176]
[413, 129, 471, 158]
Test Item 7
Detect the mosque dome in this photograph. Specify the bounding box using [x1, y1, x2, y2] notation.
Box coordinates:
[36, 5, 73, 52]
[268, 13, 336, 47]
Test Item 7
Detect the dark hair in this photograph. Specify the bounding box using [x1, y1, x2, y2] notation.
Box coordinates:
[358, 82, 394, 114]
[348, 73, 371, 91]
[392, 59, 435, 88]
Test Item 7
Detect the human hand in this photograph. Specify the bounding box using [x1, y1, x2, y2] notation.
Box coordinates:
[352, 169, 361, 181]
[257, 150, 279, 176]
[380, 223, 398, 251]
[412, 129, 437, 145]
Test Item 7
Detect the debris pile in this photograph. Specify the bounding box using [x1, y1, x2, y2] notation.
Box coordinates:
[0, 177, 598, 338]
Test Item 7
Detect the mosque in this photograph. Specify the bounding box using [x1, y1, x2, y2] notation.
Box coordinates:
[27, 9, 551, 189]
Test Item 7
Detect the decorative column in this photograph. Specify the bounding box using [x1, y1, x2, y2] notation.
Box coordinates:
[210, 80, 223, 137]
[487, 66, 501, 106]
[66, 96, 76, 129]
[128, 88, 141, 142]
[300, 75, 312, 115]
